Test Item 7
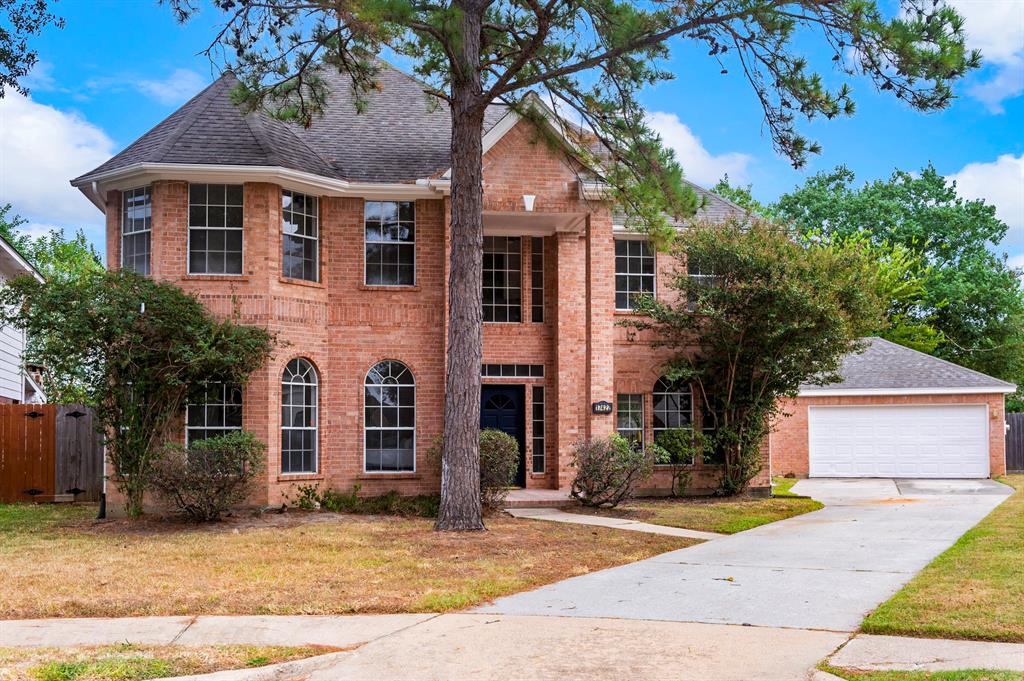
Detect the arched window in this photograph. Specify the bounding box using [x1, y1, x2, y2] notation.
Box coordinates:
[364, 360, 415, 472]
[652, 376, 693, 441]
[281, 358, 318, 474]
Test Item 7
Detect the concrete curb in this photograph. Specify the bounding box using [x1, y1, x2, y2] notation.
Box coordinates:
[161, 651, 352, 681]
[505, 507, 725, 540]
[828, 634, 1024, 672]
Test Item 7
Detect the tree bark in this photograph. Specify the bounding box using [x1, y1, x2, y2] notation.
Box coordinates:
[436, 0, 487, 531]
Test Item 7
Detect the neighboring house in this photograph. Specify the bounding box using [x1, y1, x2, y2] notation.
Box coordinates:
[771, 337, 1014, 479]
[0, 235, 45, 404]
[71, 62, 1010, 507]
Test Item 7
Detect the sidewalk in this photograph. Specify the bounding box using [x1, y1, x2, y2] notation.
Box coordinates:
[827, 634, 1024, 673]
[504, 507, 725, 540]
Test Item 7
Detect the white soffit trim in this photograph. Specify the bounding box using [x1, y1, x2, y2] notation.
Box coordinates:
[72, 163, 451, 212]
[0, 236, 43, 282]
[798, 385, 1017, 397]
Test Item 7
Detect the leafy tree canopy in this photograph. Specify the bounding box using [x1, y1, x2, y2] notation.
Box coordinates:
[629, 220, 885, 494]
[0, 0, 63, 97]
[0, 270, 275, 516]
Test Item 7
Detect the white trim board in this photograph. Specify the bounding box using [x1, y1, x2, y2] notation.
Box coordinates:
[798, 386, 1016, 397]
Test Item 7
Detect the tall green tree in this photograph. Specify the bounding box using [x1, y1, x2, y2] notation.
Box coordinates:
[0, 270, 275, 517]
[630, 221, 885, 494]
[168, 0, 978, 530]
[773, 165, 1024, 384]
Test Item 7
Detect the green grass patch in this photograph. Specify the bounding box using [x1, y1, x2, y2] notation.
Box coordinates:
[860, 475, 1023, 642]
[771, 476, 803, 497]
[821, 664, 1021, 681]
[574, 493, 823, 534]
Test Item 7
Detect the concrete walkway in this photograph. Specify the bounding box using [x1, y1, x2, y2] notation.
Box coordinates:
[828, 634, 1024, 673]
[505, 506, 725, 540]
[479, 478, 1012, 631]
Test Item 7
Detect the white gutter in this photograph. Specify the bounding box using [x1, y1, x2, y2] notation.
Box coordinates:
[798, 385, 1017, 397]
[72, 163, 452, 213]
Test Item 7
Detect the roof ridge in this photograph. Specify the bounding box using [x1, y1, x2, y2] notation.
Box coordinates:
[149, 73, 232, 163]
[241, 109, 281, 167]
[869, 336, 1016, 388]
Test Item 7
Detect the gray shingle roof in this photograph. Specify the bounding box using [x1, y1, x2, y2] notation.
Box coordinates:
[801, 337, 1016, 393]
[74, 63, 509, 185]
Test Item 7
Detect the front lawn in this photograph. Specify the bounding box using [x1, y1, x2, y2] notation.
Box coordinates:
[860, 475, 1023, 642]
[571, 493, 823, 534]
[0, 643, 329, 681]
[822, 667, 1021, 681]
[0, 503, 692, 619]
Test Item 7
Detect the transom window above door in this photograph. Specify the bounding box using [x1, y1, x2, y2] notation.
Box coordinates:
[365, 200, 415, 286]
[483, 236, 522, 322]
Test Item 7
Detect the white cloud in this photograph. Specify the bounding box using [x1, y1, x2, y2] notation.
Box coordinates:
[645, 111, 753, 187]
[137, 68, 206, 106]
[948, 154, 1024, 258]
[0, 93, 113, 233]
[945, 0, 1024, 112]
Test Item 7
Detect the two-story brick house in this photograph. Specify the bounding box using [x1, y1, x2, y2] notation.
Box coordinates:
[72, 62, 757, 504]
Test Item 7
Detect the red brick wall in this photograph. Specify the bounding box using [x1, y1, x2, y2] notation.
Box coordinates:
[770, 393, 1008, 478]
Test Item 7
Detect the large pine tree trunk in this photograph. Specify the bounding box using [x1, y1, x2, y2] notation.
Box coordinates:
[436, 1, 486, 531]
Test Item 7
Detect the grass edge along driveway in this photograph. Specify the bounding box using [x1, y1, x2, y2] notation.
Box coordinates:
[860, 474, 1023, 643]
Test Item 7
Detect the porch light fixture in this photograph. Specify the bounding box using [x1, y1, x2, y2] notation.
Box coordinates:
[522, 194, 536, 212]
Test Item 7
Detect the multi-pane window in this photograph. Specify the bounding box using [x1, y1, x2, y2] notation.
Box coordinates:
[614, 239, 655, 310]
[186, 383, 242, 446]
[687, 254, 721, 311]
[121, 187, 152, 275]
[616, 394, 644, 448]
[282, 190, 319, 281]
[483, 236, 522, 322]
[364, 360, 415, 472]
[481, 364, 544, 378]
[531, 236, 544, 323]
[653, 377, 693, 439]
[365, 201, 415, 286]
[532, 386, 545, 474]
[189, 184, 244, 274]
[281, 358, 318, 474]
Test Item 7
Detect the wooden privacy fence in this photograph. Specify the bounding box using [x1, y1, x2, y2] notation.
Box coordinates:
[0, 404, 103, 503]
[1006, 412, 1024, 473]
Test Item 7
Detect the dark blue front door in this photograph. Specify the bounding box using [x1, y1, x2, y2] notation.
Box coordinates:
[480, 384, 526, 487]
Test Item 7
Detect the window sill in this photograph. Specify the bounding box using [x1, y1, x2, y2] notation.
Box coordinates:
[276, 473, 323, 482]
[357, 472, 421, 480]
[614, 309, 643, 316]
[279, 276, 325, 289]
[185, 274, 250, 282]
[358, 284, 420, 292]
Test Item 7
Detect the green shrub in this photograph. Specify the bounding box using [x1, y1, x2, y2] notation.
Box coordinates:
[285, 483, 439, 517]
[149, 431, 265, 522]
[570, 434, 653, 508]
[652, 427, 707, 497]
[427, 429, 520, 511]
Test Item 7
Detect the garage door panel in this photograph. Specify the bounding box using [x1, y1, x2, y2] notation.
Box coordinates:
[809, 405, 989, 479]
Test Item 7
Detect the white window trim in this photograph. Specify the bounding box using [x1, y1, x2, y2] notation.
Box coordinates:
[186, 183, 245, 276]
[185, 382, 243, 447]
[614, 238, 656, 312]
[281, 360, 319, 475]
[363, 200, 417, 287]
[483, 235, 524, 324]
[616, 393, 645, 450]
[281, 189, 320, 283]
[363, 361, 417, 474]
[121, 186, 152, 273]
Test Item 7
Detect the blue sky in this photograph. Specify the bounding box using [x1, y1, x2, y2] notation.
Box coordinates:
[1, 0, 1021, 263]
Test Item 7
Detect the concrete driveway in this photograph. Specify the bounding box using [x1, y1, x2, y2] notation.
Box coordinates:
[479, 478, 1011, 631]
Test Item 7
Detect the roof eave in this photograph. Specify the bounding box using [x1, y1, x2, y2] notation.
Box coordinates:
[798, 385, 1017, 397]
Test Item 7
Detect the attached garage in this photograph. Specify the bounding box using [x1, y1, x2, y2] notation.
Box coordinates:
[771, 338, 1016, 480]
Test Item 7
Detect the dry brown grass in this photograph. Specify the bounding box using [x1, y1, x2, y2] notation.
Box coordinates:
[0, 643, 330, 680]
[0, 504, 692, 618]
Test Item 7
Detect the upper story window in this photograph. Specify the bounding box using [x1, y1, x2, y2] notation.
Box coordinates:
[614, 239, 655, 310]
[121, 186, 152, 275]
[282, 190, 319, 282]
[365, 200, 415, 286]
[483, 236, 522, 323]
[186, 382, 242, 446]
[531, 236, 544, 323]
[687, 254, 721, 311]
[189, 184, 244, 275]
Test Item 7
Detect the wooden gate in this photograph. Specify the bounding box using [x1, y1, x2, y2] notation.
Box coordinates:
[1006, 412, 1024, 473]
[0, 404, 102, 503]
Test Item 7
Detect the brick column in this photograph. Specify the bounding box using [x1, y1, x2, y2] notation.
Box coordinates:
[586, 208, 616, 438]
[554, 230, 588, 488]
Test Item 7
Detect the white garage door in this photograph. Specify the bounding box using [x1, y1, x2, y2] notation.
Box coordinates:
[808, 404, 989, 478]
